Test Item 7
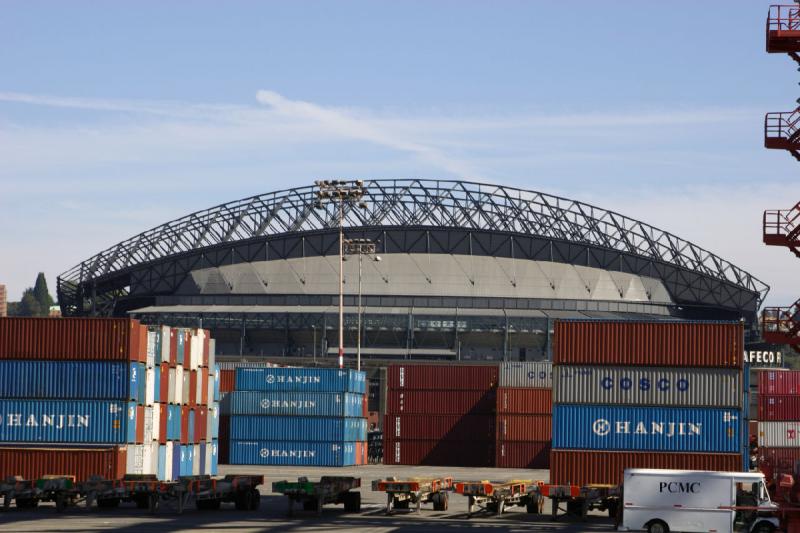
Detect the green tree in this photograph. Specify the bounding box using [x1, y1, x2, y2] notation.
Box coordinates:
[32, 273, 54, 313]
[18, 290, 42, 317]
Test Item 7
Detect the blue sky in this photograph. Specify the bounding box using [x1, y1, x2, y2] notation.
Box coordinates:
[1, 1, 799, 306]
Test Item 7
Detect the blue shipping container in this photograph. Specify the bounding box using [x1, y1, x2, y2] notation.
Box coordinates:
[136, 363, 146, 405]
[0, 399, 138, 444]
[158, 444, 167, 481]
[199, 441, 207, 475]
[230, 415, 366, 442]
[172, 443, 181, 481]
[210, 439, 218, 475]
[552, 405, 741, 453]
[180, 444, 193, 476]
[154, 365, 161, 404]
[167, 405, 181, 441]
[0, 361, 140, 401]
[209, 406, 219, 439]
[188, 409, 195, 443]
[235, 367, 366, 394]
[228, 392, 363, 417]
[229, 440, 357, 466]
[213, 365, 220, 402]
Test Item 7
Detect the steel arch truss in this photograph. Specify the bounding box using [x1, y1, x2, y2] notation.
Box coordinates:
[58, 180, 768, 316]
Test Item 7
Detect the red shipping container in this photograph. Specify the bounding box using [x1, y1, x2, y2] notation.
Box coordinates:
[180, 406, 190, 444]
[159, 364, 170, 405]
[201, 368, 209, 406]
[220, 370, 236, 393]
[387, 390, 495, 415]
[760, 370, 800, 395]
[158, 404, 168, 445]
[355, 441, 367, 465]
[496, 441, 550, 469]
[0, 446, 127, 482]
[182, 331, 191, 368]
[549, 450, 742, 486]
[362, 395, 368, 417]
[384, 438, 494, 467]
[196, 406, 207, 442]
[758, 447, 800, 485]
[0, 317, 146, 362]
[135, 405, 145, 444]
[496, 388, 551, 415]
[553, 320, 743, 368]
[384, 414, 495, 441]
[759, 395, 800, 421]
[388, 364, 497, 391]
[202, 332, 210, 367]
[219, 415, 230, 464]
[189, 371, 198, 407]
[496, 414, 552, 441]
[169, 330, 178, 366]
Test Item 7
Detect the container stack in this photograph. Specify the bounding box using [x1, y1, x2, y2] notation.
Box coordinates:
[0, 318, 219, 482]
[225, 367, 367, 466]
[757, 370, 800, 482]
[383, 365, 497, 467]
[550, 320, 745, 486]
[495, 362, 552, 468]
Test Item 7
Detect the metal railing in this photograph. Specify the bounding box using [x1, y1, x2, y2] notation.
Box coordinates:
[765, 109, 800, 143]
[769, 5, 800, 32]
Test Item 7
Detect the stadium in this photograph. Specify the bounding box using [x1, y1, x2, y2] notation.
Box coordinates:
[57, 179, 768, 362]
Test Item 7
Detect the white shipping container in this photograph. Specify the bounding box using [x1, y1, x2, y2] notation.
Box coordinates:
[160, 326, 172, 365]
[189, 332, 201, 371]
[175, 365, 184, 405]
[499, 362, 552, 389]
[192, 444, 200, 476]
[164, 442, 174, 481]
[207, 373, 214, 408]
[146, 331, 157, 369]
[207, 405, 218, 439]
[168, 367, 177, 405]
[758, 421, 800, 447]
[196, 370, 203, 406]
[145, 367, 156, 406]
[182, 370, 190, 405]
[204, 440, 212, 475]
[126, 443, 158, 476]
[143, 404, 161, 442]
[208, 338, 216, 371]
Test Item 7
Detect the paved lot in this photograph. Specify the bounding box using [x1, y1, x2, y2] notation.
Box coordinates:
[0, 465, 617, 532]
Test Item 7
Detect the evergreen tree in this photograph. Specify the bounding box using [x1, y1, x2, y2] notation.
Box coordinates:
[32, 273, 54, 313]
[18, 290, 42, 317]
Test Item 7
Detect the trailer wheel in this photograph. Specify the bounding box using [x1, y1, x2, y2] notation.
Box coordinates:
[432, 492, 448, 511]
[343, 491, 361, 513]
[646, 520, 669, 533]
[753, 523, 775, 533]
[16, 498, 38, 509]
[394, 499, 409, 510]
[607, 499, 619, 518]
[302, 498, 318, 511]
[55, 493, 67, 513]
[148, 493, 159, 513]
[96, 498, 119, 509]
[526, 494, 541, 514]
[134, 495, 150, 509]
[248, 490, 260, 511]
[550, 498, 558, 520]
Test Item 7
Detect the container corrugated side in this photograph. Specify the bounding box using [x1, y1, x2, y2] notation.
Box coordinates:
[0, 360, 140, 400]
[219, 370, 236, 393]
[383, 438, 494, 467]
[759, 395, 800, 421]
[227, 391, 364, 417]
[383, 414, 495, 441]
[229, 440, 358, 466]
[553, 365, 742, 407]
[230, 415, 367, 442]
[552, 320, 743, 368]
[496, 441, 550, 468]
[758, 421, 800, 447]
[388, 365, 498, 391]
[0, 446, 127, 481]
[496, 388, 551, 414]
[499, 362, 552, 389]
[387, 390, 495, 415]
[757, 447, 800, 485]
[549, 449, 742, 486]
[759, 370, 800, 395]
[0, 399, 140, 444]
[496, 414, 552, 442]
[235, 367, 367, 394]
[0, 317, 146, 362]
[552, 405, 741, 452]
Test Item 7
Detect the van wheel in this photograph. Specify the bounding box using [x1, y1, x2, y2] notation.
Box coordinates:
[647, 520, 669, 533]
[754, 523, 775, 533]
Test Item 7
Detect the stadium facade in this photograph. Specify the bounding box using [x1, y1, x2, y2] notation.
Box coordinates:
[58, 180, 768, 361]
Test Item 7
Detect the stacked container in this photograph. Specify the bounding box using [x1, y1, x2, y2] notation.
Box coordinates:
[550, 320, 745, 486]
[383, 364, 497, 467]
[225, 367, 367, 466]
[757, 370, 800, 482]
[495, 362, 552, 468]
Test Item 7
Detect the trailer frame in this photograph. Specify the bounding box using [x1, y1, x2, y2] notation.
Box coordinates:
[273, 476, 362, 517]
[372, 476, 452, 514]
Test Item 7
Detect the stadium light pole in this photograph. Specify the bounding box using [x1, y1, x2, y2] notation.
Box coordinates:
[345, 238, 379, 371]
[314, 180, 368, 369]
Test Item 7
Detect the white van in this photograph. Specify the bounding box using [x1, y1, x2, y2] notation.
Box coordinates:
[619, 469, 779, 533]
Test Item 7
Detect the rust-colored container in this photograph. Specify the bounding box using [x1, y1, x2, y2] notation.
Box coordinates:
[196, 406, 207, 442]
[759, 395, 800, 421]
[553, 320, 743, 368]
[182, 331, 191, 368]
[760, 370, 800, 395]
[169, 331, 178, 367]
[0, 317, 146, 362]
[388, 364, 498, 391]
[202, 333, 210, 368]
[384, 414, 495, 441]
[496, 441, 550, 468]
[362, 395, 368, 418]
[758, 447, 800, 485]
[384, 438, 494, 467]
[201, 368, 209, 406]
[189, 371, 197, 407]
[220, 370, 236, 393]
[496, 388, 551, 415]
[158, 405, 168, 445]
[355, 441, 367, 465]
[496, 414, 552, 441]
[180, 406, 190, 444]
[0, 446, 127, 481]
[159, 364, 170, 405]
[135, 405, 145, 443]
[387, 390, 495, 415]
[219, 415, 230, 464]
[549, 449, 742, 485]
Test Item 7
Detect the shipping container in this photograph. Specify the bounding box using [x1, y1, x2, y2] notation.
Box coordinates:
[179, 444, 193, 476]
[552, 320, 743, 368]
[496, 388, 551, 414]
[383, 414, 494, 441]
[549, 449, 743, 486]
[171, 443, 180, 481]
[235, 367, 367, 394]
[383, 438, 494, 467]
[0, 317, 147, 362]
[229, 440, 358, 466]
[220, 370, 235, 393]
[167, 405, 181, 441]
[760, 370, 800, 395]
[143, 404, 160, 442]
[759, 395, 800, 421]
[196, 407, 207, 442]
[153, 365, 161, 404]
[201, 368, 209, 406]
[227, 391, 364, 417]
[388, 364, 497, 390]
[209, 439, 218, 474]
[0, 360, 141, 401]
[189, 371, 197, 407]
[758, 421, 800, 447]
[182, 369, 190, 405]
[0, 399, 140, 444]
[146, 330, 157, 368]
[199, 441, 207, 475]
[192, 444, 200, 475]
[126, 442, 159, 476]
[181, 406, 190, 444]
[230, 415, 367, 442]
[218, 417, 230, 464]
[553, 366, 742, 407]
[157, 444, 167, 481]
[0, 445, 127, 481]
[757, 447, 800, 484]
[175, 365, 184, 405]
[499, 362, 553, 389]
[552, 405, 741, 452]
[496, 414, 552, 442]
[386, 390, 495, 415]
[145, 367, 156, 406]
[208, 405, 219, 440]
[160, 326, 172, 366]
[496, 441, 550, 469]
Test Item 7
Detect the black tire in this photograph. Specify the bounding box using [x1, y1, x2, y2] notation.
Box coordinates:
[486, 501, 498, 513]
[394, 499, 409, 510]
[97, 498, 119, 509]
[607, 500, 619, 518]
[526, 495, 540, 514]
[343, 492, 361, 513]
[566, 500, 582, 516]
[234, 493, 247, 511]
[440, 492, 448, 511]
[196, 499, 211, 510]
[16, 498, 38, 509]
[431, 493, 441, 511]
[134, 495, 149, 509]
[55, 494, 67, 513]
[753, 523, 775, 533]
[303, 498, 319, 511]
[248, 490, 260, 511]
[647, 520, 669, 533]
